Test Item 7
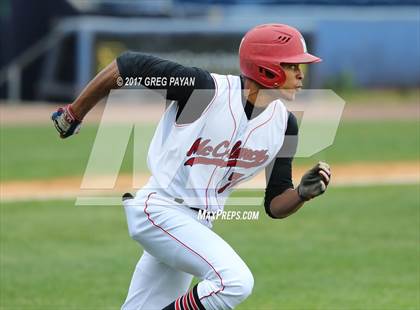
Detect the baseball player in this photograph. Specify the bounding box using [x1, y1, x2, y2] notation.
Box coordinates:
[52, 24, 331, 310]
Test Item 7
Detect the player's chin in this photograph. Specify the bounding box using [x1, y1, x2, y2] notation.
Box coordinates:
[278, 89, 297, 101]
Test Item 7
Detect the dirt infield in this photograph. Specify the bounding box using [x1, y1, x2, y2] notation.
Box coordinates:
[1, 161, 418, 202]
[1, 102, 418, 201]
[1, 101, 419, 125]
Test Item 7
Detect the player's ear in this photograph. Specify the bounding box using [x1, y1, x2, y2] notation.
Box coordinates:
[262, 68, 275, 79]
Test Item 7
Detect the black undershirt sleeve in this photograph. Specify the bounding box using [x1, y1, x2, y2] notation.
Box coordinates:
[264, 112, 299, 218]
[116, 51, 215, 122]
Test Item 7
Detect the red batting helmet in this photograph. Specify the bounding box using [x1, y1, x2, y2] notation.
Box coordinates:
[239, 24, 321, 88]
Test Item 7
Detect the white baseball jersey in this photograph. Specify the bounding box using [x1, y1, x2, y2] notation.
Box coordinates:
[142, 73, 289, 213]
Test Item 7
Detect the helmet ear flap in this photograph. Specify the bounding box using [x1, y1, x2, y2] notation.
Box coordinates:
[257, 65, 286, 88]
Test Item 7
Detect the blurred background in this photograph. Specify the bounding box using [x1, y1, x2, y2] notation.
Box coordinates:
[0, 0, 419, 101]
[0, 1, 419, 309]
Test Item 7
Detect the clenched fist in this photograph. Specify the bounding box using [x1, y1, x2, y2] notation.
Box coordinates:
[51, 105, 82, 138]
[297, 162, 331, 201]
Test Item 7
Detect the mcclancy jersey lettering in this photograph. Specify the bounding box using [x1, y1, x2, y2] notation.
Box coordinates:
[184, 138, 269, 169]
[143, 74, 289, 212]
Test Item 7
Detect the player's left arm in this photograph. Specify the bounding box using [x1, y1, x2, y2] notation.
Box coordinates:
[264, 113, 331, 219]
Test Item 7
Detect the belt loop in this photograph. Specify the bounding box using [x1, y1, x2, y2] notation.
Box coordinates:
[174, 197, 184, 204]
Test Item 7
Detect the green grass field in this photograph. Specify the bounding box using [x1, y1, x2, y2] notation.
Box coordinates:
[1, 120, 419, 181]
[1, 185, 419, 309]
[1, 118, 419, 309]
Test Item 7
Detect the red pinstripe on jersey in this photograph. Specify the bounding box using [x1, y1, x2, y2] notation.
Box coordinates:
[174, 74, 219, 128]
[205, 75, 236, 211]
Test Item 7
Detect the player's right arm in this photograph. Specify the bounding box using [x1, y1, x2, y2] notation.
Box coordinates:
[51, 60, 120, 138]
[52, 52, 214, 138]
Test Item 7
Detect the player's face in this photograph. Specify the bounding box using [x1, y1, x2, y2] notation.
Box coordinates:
[277, 63, 304, 101]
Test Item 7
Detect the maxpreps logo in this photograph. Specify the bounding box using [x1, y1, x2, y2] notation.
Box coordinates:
[184, 138, 269, 168]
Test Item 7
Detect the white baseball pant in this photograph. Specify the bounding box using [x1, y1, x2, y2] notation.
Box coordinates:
[121, 189, 254, 309]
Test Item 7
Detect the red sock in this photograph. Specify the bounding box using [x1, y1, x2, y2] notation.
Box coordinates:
[162, 284, 205, 310]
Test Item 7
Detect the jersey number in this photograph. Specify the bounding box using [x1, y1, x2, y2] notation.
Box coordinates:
[217, 172, 245, 194]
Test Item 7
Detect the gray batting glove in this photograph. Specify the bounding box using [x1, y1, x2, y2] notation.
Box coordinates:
[297, 161, 331, 201]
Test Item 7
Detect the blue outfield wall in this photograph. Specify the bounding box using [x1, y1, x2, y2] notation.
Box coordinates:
[312, 20, 420, 88]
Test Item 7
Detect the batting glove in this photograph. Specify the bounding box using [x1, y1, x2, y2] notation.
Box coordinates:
[297, 161, 331, 201]
[51, 104, 82, 138]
